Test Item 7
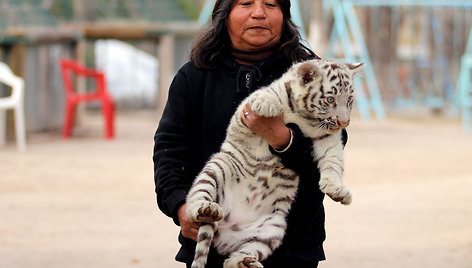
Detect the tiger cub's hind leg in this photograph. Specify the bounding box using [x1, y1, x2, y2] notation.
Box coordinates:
[186, 158, 226, 222]
[186, 200, 223, 223]
[224, 252, 263, 268]
[222, 213, 288, 268]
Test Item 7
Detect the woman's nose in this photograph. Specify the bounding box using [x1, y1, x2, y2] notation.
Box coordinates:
[252, 3, 267, 18]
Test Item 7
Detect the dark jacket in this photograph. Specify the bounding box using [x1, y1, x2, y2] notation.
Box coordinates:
[153, 51, 347, 266]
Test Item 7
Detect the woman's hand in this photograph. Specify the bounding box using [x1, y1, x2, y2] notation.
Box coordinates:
[241, 103, 291, 150]
[177, 203, 200, 241]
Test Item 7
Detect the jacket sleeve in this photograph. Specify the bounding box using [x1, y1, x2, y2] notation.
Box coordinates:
[270, 123, 348, 176]
[153, 67, 194, 226]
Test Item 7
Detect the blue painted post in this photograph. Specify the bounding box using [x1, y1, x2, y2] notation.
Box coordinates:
[198, 0, 216, 25]
[459, 55, 472, 132]
[327, 0, 373, 120]
[291, 0, 306, 39]
[343, 1, 387, 119]
[456, 15, 472, 132]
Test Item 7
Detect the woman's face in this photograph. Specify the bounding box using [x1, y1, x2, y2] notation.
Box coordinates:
[227, 0, 283, 51]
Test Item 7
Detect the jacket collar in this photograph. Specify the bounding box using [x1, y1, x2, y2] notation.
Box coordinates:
[215, 49, 289, 73]
[214, 49, 292, 94]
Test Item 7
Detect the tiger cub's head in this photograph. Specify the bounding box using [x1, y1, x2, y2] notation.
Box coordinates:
[289, 59, 364, 132]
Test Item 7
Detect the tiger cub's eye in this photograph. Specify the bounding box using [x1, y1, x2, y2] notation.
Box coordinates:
[327, 97, 335, 103]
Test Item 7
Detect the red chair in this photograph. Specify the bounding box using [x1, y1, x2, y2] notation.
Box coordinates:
[59, 58, 115, 139]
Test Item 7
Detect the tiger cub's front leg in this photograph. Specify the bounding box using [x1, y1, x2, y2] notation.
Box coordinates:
[186, 157, 225, 223]
[313, 132, 352, 205]
[248, 90, 283, 117]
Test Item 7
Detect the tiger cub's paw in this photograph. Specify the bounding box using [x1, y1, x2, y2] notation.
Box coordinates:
[224, 254, 263, 268]
[249, 95, 282, 117]
[186, 200, 223, 223]
[319, 177, 352, 205]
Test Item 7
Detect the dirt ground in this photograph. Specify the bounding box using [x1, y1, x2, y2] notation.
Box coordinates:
[0, 110, 471, 268]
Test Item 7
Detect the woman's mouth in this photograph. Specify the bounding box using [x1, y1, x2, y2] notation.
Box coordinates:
[248, 26, 267, 30]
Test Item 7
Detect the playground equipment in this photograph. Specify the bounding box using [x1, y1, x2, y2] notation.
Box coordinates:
[197, 0, 472, 130]
[325, 0, 472, 131]
[458, 55, 472, 132]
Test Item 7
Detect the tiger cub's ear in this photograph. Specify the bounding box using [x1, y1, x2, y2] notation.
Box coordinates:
[346, 63, 365, 77]
[297, 62, 321, 85]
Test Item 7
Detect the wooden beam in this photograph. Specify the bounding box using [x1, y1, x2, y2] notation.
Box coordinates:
[80, 22, 201, 40]
[157, 33, 175, 118]
[1, 21, 201, 45]
[1, 28, 81, 45]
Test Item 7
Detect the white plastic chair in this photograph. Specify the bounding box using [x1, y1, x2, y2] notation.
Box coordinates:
[0, 61, 26, 151]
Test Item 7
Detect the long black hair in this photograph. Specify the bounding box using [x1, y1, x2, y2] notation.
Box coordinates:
[190, 0, 317, 69]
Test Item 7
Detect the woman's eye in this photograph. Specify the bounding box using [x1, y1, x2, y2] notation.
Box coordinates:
[327, 97, 335, 103]
[265, 3, 277, 7]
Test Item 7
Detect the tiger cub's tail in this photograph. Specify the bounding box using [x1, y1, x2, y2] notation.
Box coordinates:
[191, 223, 215, 268]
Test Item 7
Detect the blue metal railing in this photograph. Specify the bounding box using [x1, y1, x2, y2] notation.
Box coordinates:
[325, 0, 472, 131]
[326, 0, 386, 120]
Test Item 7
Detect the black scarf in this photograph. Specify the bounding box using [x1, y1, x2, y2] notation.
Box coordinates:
[230, 44, 280, 65]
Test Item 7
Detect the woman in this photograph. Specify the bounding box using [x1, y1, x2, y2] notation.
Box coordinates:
[153, 0, 347, 267]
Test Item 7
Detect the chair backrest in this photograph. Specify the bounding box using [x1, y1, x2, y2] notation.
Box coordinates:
[59, 58, 107, 97]
[0, 61, 24, 102]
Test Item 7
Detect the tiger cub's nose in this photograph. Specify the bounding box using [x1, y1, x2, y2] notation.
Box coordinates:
[337, 120, 350, 128]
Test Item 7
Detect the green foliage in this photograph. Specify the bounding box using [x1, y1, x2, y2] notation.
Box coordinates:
[178, 0, 200, 20]
[115, 0, 130, 18]
[48, 0, 73, 20]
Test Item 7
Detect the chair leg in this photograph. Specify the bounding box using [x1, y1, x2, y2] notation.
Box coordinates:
[0, 109, 6, 147]
[63, 101, 77, 138]
[102, 99, 114, 139]
[14, 105, 26, 151]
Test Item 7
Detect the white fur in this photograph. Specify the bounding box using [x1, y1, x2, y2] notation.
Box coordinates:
[186, 59, 362, 268]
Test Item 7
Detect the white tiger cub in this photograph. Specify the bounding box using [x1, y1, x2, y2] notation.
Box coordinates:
[186, 59, 363, 268]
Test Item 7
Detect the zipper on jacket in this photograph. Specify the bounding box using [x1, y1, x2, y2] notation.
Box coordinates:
[245, 73, 251, 89]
